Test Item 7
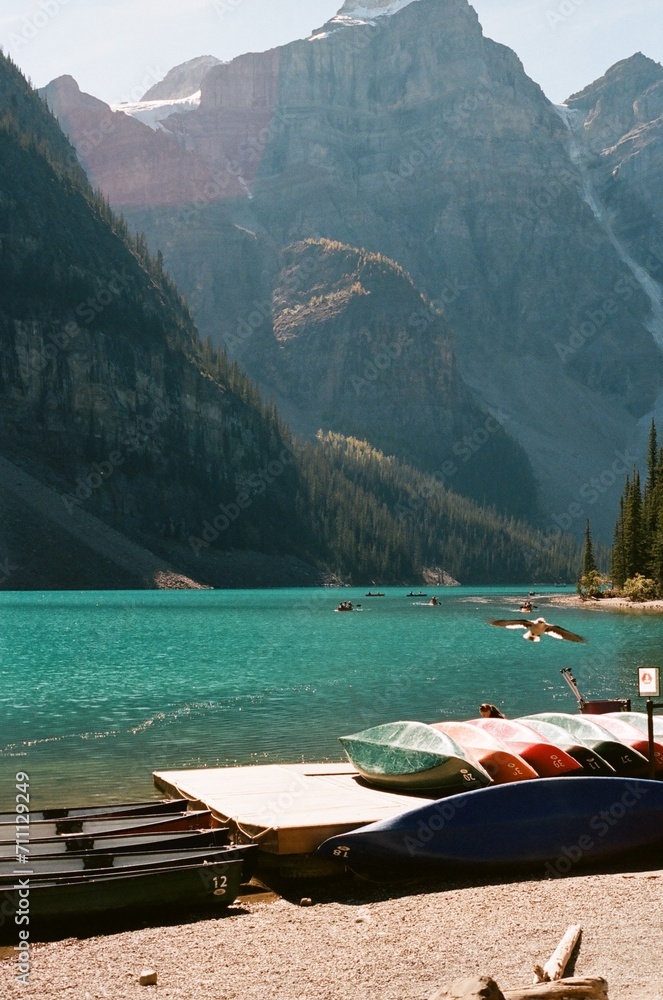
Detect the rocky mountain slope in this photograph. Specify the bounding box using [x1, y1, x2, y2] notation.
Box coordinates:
[39, 0, 663, 540]
[3, 50, 577, 587]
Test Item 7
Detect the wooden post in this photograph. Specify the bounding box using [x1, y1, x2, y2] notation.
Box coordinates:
[533, 924, 582, 983]
[503, 977, 608, 999]
[647, 699, 656, 781]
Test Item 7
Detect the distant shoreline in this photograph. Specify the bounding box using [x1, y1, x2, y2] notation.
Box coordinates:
[544, 593, 663, 614]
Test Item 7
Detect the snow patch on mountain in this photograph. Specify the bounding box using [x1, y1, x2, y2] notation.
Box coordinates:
[112, 92, 201, 132]
[309, 0, 419, 38]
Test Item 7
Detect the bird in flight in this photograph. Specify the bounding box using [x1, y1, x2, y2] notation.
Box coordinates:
[489, 617, 586, 643]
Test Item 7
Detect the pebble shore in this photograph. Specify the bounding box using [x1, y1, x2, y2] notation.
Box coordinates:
[1, 868, 662, 1000]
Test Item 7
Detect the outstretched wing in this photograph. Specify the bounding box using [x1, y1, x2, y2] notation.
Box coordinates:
[490, 619, 533, 629]
[544, 624, 586, 643]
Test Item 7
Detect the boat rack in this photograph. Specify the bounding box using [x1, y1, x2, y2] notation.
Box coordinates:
[560, 667, 630, 714]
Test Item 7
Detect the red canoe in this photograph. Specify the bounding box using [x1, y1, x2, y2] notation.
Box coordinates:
[431, 721, 539, 783]
[466, 718, 584, 777]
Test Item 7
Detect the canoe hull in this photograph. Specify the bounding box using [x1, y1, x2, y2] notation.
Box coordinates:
[0, 798, 188, 826]
[431, 722, 539, 783]
[522, 714, 649, 777]
[340, 721, 491, 792]
[467, 718, 583, 777]
[0, 859, 243, 932]
[0, 827, 229, 861]
[317, 777, 663, 872]
[0, 810, 212, 843]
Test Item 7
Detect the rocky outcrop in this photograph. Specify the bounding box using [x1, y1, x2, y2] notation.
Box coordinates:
[141, 56, 223, 101]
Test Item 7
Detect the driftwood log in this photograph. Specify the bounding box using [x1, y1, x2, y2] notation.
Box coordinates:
[502, 977, 608, 999]
[534, 924, 583, 983]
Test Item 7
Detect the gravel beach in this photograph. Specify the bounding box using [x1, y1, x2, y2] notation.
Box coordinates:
[1, 868, 662, 1000]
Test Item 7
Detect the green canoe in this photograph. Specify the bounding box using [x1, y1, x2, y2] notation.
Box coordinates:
[339, 720, 492, 792]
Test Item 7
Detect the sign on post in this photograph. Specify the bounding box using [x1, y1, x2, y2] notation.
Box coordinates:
[638, 667, 661, 698]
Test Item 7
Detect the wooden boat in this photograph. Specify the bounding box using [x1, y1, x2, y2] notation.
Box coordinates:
[514, 717, 616, 775]
[317, 776, 663, 871]
[430, 721, 539, 783]
[339, 721, 492, 792]
[0, 797, 188, 825]
[521, 714, 650, 777]
[582, 715, 663, 773]
[0, 809, 212, 843]
[0, 843, 258, 883]
[466, 718, 584, 777]
[0, 858, 243, 929]
[0, 828, 229, 861]
[605, 711, 663, 740]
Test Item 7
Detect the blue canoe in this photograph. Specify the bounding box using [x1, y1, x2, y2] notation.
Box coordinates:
[317, 776, 663, 872]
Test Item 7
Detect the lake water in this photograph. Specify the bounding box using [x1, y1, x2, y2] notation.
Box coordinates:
[1, 586, 661, 809]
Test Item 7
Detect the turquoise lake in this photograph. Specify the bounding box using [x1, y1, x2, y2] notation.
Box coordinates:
[1, 586, 661, 809]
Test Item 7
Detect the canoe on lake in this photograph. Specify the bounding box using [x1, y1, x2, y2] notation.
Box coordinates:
[317, 776, 663, 872]
[521, 714, 650, 777]
[513, 717, 616, 775]
[466, 718, 584, 777]
[430, 721, 539, 783]
[339, 720, 492, 792]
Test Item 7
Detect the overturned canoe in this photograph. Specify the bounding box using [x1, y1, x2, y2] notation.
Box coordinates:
[514, 717, 616, 775]
[1, 809, 213, 843]
[605, 711, 663, 739]
[0, 843, 258, 884]
[466, 718, 584, 777]
[317, 776, 663, 871]
[521, 714, 650, 777]
[339, 721, 492, 792]
[0, 827, 228, 861]
[583, 714, 663, 773]
[431, 721, 539, 783]
[0, 798, 189, 826]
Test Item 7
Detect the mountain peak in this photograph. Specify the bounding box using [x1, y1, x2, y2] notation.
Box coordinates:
[311, 0, 420, 35]
[336, 0, 418, 15]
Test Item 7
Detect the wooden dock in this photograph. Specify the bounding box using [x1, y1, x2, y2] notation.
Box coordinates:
[153, 762, 433, 858]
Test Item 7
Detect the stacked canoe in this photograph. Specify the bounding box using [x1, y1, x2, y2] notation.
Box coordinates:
[338, 711, 661, 794]
[321, 711, 663, 873]
[0, 797, 257, 938]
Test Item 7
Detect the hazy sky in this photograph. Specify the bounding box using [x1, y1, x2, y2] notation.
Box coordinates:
[1, 0, 662, 106]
